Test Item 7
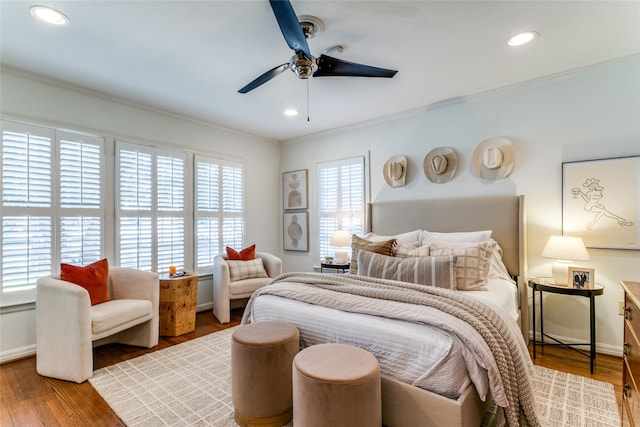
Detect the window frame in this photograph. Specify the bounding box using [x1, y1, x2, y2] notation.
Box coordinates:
[194, 154, 245, 275]
[115, 141, 188, 273]
[1, 120, 105, 306]
[316, 156, 366, 264]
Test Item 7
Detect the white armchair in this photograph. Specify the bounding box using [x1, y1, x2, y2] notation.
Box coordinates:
[213, 252, 282, 324]
[36, 267, 159, 383]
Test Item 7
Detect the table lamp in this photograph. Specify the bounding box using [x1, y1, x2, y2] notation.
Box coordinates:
[330, 230, 352, 264]
[541, 235, 590, 285]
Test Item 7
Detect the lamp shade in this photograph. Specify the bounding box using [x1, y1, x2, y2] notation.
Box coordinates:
[330, 230, 352, 248]
[541, 235, 590, 261]
[541, 235, 590, 285]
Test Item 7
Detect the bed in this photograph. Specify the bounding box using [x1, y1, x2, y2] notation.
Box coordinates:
[243, 195, 532, 426]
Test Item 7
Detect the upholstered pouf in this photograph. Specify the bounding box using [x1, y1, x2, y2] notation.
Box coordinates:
[231, 321, 299, 427]
[293, 343, 381, 427]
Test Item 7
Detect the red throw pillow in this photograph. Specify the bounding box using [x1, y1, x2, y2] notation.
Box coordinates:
[226, 244, 256, 261]
[60, 258, 110, 305]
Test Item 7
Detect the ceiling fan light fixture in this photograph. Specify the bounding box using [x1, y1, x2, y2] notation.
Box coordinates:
[30, 5, 69, 26]
[507, 31, 538, 47]
[290, 53, 317, 79]
[283, 109, 299, 117]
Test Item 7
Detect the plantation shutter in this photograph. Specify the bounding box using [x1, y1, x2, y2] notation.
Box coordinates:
[222, 164, 243, 249]
[116, 142, 186, 272]
[194, 156, 244, 274]
[117, 144, 154, 270]
[316, 157, 365, 263]
[156, 154, 185, 272]
[1, 121, 104, 304]
[59, 135, 103, 265]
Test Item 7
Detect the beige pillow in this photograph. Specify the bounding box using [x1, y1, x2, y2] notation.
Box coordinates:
[393, 241, 430, 258]
[429, 240, 496, 291]
[350, 235, 395, 274]
[227, 258, 268, 281]
[357, 251, 456, 289]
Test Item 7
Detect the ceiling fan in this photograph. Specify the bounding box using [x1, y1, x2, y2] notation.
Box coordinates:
[238, 0, 398, 94]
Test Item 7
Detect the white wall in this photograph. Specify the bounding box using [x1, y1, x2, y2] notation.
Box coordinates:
[0, 68, 281, 362]
[279, 56, 640, 356]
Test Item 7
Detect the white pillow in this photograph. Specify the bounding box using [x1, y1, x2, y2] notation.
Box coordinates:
[487, 240, 515, 284]
[393, 241, 430, 258]
[429, 239, 496, 291]
[420, 230, 492, 246]
[363, 230, 422, 244]
[357, 250, 456, 289]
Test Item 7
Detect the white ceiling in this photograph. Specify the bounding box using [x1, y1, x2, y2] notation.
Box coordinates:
[1, 1, 639, 141]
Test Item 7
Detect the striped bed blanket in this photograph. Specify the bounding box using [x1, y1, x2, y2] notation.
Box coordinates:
[242, 272, 541, 427]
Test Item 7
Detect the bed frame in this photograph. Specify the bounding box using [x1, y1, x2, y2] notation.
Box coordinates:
[367, 195, 527, 426]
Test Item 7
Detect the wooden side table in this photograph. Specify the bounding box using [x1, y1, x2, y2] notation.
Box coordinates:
[320, 263, 350, 273]
[159, 273, 198, 336]
[529, 277, 603, 373]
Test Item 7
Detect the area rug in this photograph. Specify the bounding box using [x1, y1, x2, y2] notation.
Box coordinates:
[89, 327, 620, 426]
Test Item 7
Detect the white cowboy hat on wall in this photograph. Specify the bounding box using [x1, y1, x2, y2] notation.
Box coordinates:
[383, 155, 407, 188]
[471, 137, 515, 180]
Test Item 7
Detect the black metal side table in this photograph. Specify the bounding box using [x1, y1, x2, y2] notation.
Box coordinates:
[529, 277, 604, 373]
[320, 263, 350, 273]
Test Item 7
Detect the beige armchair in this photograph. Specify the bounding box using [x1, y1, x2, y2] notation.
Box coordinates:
[36, 267, 159, 383]
[213, 252, 282, 324]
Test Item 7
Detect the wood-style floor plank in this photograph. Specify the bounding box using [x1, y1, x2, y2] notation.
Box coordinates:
[0, 308, 622, 426]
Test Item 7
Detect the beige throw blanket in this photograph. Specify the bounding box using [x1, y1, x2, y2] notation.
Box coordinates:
[243, 272, 540, 427]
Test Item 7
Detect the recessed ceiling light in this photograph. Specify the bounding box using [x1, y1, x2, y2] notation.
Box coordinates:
[283, 109, 299, 117]
[30, 5, 69, 26]
[507, 31, 537, 47]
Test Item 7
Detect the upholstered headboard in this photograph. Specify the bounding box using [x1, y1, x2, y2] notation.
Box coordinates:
[367, 195, 528, 340]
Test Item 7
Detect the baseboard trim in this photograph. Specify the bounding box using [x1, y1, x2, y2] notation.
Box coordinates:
[530, 331, 623, 358]
[196, 302, 213, 312]
[1, 344, 36, 364]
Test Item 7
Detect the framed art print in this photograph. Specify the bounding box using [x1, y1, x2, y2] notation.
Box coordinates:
[562, 156, 639, 250]
[283, 212, 308, 251]
[283, 169, 308, 210]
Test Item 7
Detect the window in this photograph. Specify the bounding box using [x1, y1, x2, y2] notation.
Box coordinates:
[194, 155, 244, 274]
[1, 119, 248, 305]
[1, 120, 103, 305]
[116, 142, 186, 273]
[59, 134, 103, 265]
[317, 156, 365, 263]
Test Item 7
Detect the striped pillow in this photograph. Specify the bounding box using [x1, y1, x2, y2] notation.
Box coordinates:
[349, 235, 395, 275]
[227, 258, 268, 282]
[429, 240, 496, 291]
[357, 250, 456, 289]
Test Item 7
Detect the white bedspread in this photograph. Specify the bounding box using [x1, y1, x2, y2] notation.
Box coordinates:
[246, 277, 519, 400]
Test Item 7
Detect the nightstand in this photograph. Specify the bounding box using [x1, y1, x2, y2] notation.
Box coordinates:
[159, 273, 198, 336]
[620, 280, 640, 426]
[320, 263, 350, 274]
[529, 277, 603, 373]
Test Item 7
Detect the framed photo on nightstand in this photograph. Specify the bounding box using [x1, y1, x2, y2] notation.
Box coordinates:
[568, 266, 594, 289]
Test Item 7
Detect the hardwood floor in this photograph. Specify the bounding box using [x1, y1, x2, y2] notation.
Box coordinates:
[1, 309, 622, 426]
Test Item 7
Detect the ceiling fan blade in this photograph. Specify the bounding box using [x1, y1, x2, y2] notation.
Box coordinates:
[314, 54, 398, 78]
[269, 0, 312, 61]
[238, 63, 290, 93]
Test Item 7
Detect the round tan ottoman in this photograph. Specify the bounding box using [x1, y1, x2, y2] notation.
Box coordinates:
[293, 343, 381, 427]
[231, 322, 299, 427]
